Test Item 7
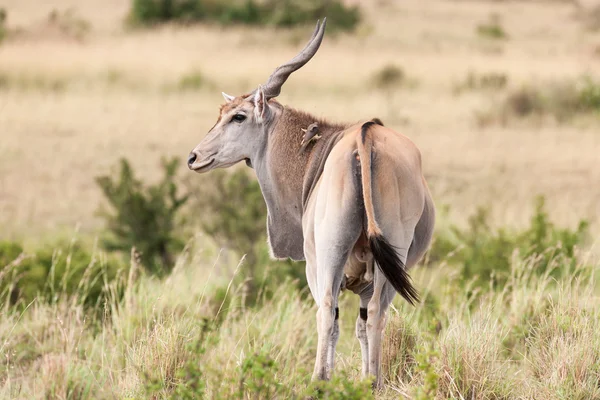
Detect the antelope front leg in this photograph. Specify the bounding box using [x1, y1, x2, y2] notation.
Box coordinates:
[311, 233, 355, 382]
[326, 307, 340, 379]
[312, 295, 337, 381]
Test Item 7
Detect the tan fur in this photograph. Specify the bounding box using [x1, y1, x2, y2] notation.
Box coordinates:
[268, 105, 348, 206]
[343, 232, 374, 293]
[299, 123, 433, 387]
[189, 23, 434, 387]
[356, 128, 382, 238]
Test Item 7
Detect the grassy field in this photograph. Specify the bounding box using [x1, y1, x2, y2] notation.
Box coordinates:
[2, 254, 600, 399]
[1, 0, 600, 398]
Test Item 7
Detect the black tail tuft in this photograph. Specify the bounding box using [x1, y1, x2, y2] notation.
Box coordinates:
[369, 235, 419, 305]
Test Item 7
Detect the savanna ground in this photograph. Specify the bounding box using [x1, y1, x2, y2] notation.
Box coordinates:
[1, 0, 600, 398]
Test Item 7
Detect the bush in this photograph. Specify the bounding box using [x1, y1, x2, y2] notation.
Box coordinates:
[0, 71, 68, 93]
[192, 169, 266, 269]
[0, 8, 7, 44]
[177, 70, 205, 91]
[128, 0, 361, 32]
[578, 76, 600, 111]
[188, 169, 306, 300]
[306, 377, 374, 399]
[476, 13, 507, 40]
[129, 0, 204, 25]
[96, 156, 304, 297]
[96, 157, 188, 276]
[429, 197, 589, 289]
[372, 64, 405, 89]
[0, 240, 124, 308]
[478, 77, 600, 126]
[413, 347, 440, 400]
[453, 71, 508, 94]
[503, 85, 544, 118]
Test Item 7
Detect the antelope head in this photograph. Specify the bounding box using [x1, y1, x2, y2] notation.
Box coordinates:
[187, 19, 327, 172]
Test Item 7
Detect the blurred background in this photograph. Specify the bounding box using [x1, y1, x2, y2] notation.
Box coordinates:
[1, 0, 600, 398]
[1, 0, 599, 241]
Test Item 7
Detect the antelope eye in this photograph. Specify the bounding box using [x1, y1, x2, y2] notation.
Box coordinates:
[231, 114, 246, 123]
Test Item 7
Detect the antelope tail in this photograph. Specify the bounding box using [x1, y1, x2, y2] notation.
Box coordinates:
[356, 121, 419, 305]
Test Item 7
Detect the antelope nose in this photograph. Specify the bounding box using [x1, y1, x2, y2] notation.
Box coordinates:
[187, 152, 197, 167]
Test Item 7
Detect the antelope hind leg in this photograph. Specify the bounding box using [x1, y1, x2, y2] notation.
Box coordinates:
[356, 285, 374, 377]
[366, 274, 396, 389]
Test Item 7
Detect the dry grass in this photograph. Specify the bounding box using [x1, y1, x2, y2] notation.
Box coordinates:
[1, 247, 598, 399]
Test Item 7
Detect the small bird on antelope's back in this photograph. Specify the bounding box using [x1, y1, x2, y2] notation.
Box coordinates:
[299, 122, 321, 153]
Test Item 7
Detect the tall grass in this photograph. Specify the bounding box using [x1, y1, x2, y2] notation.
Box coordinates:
[1, 241, 598, 399]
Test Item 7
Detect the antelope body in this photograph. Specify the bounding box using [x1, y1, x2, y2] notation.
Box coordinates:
[188, 19, 435, 388]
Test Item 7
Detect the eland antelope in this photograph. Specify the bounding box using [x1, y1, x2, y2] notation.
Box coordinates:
[187, 19, 435, 388]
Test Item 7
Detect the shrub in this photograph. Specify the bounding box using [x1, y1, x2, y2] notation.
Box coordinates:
[96, 157, 188, 276]
[96, 156, 304, 295]
[429, 196, 589, 290]
[372, 64, 405, 89]
[237, 351, 282, 398]
[489, 77, 600, 124]
[305, 376, 374, 399]
[0, 240, 124, 308]
[413, 347, 439, 400]
[503, 85, 544, 118]
[453, 71, 508, 94]
[129, 0, 204, 26]
[177, 70, 205, 91]
[188, 169, 306, 300]
[0, 71, 68, 92]
[264, 0, 360, 31]
[128, 0, 361, 32]
[191, 169, 266, 269]
[578, 76, 600, 111]
[476, 13, 507, 40]
[0, 8, 7, 43]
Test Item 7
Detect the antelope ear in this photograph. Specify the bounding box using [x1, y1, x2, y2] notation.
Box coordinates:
[253, 85, 270, 122]
[222, 92, 235, 103]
